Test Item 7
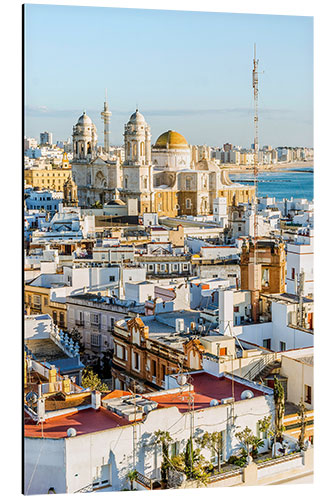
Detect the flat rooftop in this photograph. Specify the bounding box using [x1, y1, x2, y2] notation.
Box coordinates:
[24, 407, 129, 439]
[147, 373, 266, 412]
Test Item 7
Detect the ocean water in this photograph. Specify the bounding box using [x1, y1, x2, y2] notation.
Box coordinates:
[229, 167, 314, 201]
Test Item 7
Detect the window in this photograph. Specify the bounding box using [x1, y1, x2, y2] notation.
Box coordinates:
[91, 334, 101, 347]
[92, 464, 111, 489]
[234, 306, 239, 313]
[134, 352, 140, 370]
[263, 338, 271, 350]
[33, 295, 41, 308]
[280, 341, 286, 351]
[151, 359, 157, 377]
[186, 198, 191, 209]
[109, 276, 115, 282]
[53, 311, 57, 323]
[161, 364, 166, 382]
[291, 267, 295, 279]
[110, 317, 114, 329]
[183, 264, 188, 271]
[185, 177, 191, 190]
[173, 264, 178, 271]
[59, 312, 65, 327]
[148, 264, 154, 271]
[305, 384, 312, 404]
[116, 344, 125, 359]
[91, 314, 100, 325]
[44, 297, 48, 306]
[262, 268, 270, 287]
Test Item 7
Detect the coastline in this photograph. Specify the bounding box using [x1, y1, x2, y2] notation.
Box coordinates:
[224, 160, 313, 174]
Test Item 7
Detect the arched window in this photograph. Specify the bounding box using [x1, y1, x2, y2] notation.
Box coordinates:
[127, 142, 131, 156]
[124, 177, 128, 189]
[133, 142, 137, 157]
[186, 199, 191, 209]
[87, 142, 91, 154]
[140, 142, 144, 156]
[143, 177, 148, 189]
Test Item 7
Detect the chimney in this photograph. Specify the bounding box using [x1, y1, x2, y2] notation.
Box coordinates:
[49, 365, 57, 392]
[62, 375, 71, 394]
[91, 390, 101, 410]
[37, 385, 45, 423]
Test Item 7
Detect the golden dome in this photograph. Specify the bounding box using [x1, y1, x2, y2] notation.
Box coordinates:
[154, 130, 188, 149]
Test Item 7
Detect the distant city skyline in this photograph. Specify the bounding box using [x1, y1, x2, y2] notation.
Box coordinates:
[24, 5, 313, 147]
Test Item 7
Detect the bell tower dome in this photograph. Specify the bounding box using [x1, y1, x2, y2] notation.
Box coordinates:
[72, 111, 98, 162]
[124, 109, 151, 166]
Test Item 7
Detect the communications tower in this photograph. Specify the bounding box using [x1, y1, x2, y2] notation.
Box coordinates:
[101, 89, 112, 154]
[248, 44, 261, 322]
[252, 44, 259, 258]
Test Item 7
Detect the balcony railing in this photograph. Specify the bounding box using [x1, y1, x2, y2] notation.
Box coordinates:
[241, 352, 279, 381]
[135, 471, 153, 490]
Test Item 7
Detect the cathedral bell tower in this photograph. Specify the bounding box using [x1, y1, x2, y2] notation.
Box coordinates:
[72, 111, 97, 162]
[122, 109, 152, 213]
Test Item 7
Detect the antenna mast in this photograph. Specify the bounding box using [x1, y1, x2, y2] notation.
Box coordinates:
[252, 44, 259, 262]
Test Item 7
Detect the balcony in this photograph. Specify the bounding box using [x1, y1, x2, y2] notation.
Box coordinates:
[75, 320, 84, 327]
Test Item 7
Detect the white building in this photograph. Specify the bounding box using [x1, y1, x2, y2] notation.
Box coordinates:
[286, 228, 314, 297]
[219, 288, 314, 352]
[213, 197, 228, 226]
[24, 373, 274, 494]
[25, 189, 63, 213]
[24, 136, 38, 150]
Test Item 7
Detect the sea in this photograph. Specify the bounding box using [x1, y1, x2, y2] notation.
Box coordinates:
[229, 166, 314, 201]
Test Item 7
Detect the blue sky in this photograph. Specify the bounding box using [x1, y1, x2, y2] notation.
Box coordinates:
[24, 5, 313, 147]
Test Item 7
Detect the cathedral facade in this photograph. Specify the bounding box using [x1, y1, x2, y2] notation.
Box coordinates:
[71, 106, 255, 216]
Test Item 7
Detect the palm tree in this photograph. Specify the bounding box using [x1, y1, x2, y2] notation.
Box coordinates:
[126, 470, 138, 491]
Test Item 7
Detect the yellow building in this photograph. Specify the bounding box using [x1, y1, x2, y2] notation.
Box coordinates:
[24, 284, 67, 329]
[25, 154, 72, 192]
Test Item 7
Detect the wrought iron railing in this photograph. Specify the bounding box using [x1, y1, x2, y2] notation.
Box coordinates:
[135, 471, 153, 490]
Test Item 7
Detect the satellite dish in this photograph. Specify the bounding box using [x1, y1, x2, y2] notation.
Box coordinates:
[26, 391, 38, 404]
[67, 427, 77, 437]
[241, 390, 254, 400]
[177, 374, 188, 386]
[210, 399, 219, 407]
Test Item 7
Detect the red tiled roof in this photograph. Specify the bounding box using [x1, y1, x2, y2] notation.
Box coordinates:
[24, 407, 130, 439]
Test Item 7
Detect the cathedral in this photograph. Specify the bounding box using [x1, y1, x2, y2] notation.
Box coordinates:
[71, 102, 255, 217]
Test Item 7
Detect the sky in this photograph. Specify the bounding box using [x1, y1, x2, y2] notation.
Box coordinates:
[24, 4, 313, 147]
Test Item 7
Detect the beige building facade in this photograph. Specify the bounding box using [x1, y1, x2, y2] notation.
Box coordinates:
[71, 106, 255, 216]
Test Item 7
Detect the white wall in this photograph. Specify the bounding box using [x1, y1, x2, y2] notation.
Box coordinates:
[25, 390, 274, 494]
[24, 438, 66, 495]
